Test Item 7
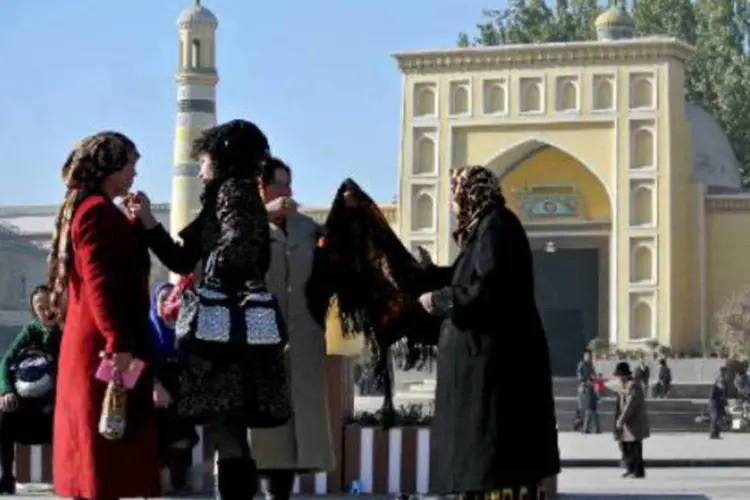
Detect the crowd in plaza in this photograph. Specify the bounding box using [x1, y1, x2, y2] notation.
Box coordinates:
[0, 119, 566, 500]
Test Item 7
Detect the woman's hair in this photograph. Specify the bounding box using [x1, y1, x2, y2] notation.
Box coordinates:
[259, 156, 291, 187]
[47, 131, 139, 324]
[190, 119, 270, 209]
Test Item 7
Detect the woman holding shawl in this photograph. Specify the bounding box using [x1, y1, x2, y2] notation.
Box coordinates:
[417, 166, 560, 499]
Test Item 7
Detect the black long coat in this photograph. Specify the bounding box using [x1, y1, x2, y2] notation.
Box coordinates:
[429, 205, 560, 494]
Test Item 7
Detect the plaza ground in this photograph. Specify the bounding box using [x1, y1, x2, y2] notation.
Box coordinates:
[13, 468, 750, 499]
[16, 432, 750, 498]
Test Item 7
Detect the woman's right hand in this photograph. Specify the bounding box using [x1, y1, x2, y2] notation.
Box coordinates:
[0, 394, 19, 412]
[129, 191, 158, 230]
[110, 352, 134, 373]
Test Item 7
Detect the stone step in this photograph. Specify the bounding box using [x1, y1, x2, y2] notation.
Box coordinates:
[554, 396, 708, 413]
[553, 377, 713, 399]
[556, 410, 707, 433]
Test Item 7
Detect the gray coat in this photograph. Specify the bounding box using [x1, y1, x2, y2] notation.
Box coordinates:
[250, 214, 335, 472]
[614, 380, 650, 442]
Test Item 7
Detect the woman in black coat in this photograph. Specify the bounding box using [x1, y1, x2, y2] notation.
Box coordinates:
[418, 165, 560, 498]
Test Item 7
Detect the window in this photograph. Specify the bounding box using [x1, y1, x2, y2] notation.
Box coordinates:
[191, 40, 201, 68]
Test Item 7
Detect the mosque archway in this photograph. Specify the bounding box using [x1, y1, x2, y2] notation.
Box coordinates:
[485, 141, 612, 376]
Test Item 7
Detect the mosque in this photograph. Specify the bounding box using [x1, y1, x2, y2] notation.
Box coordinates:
[1, 3, 750, 376]
[394, 6, 750, 374]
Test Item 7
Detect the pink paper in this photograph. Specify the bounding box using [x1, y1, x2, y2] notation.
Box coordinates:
[95, 357, 145, 389]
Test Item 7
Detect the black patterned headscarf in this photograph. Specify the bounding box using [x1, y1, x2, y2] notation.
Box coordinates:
[450, 165, 505, 246]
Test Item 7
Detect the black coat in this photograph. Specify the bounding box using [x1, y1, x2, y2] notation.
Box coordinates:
[428, 205, 560, 494]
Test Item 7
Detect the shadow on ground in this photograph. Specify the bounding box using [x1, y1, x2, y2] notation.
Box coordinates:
[559, 495, 709, 500]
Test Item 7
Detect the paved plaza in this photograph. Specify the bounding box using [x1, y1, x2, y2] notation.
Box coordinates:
[12, 433, 750, 498]
[11, 468, 750, 499]
[559, 432, 750, 464]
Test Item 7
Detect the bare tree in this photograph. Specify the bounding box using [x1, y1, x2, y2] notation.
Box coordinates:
[714, 285, 750, 360]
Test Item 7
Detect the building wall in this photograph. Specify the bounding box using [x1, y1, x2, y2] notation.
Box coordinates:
[706, 202, 750, 338]
[396, 40, 698, 350]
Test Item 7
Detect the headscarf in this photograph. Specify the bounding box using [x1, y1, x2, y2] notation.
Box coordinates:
[449, 165, 505, 246]
[148, 283, 180, 363]
[47, 131, 139, 324]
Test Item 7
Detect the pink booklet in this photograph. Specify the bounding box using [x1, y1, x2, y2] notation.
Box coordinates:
[95, 357, 145, 390]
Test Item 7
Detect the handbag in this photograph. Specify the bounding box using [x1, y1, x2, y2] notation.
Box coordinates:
[175, 254, 285, 346]
[173, 252, 291, 428]
[10, 349, 55, 401]
[98, 377, 127, 440]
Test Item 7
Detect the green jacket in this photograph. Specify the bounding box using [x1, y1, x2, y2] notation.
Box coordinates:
[0, 319, 61, 396]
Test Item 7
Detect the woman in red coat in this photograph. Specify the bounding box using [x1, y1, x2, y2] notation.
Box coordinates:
[47, 131, 168, 499]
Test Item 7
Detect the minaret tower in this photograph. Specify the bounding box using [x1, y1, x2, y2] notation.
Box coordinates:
[171, 0, 218, 238]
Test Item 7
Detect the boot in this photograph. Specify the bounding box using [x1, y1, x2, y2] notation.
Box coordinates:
[217, 457, 258, 500]
[168, 448, 192, 493]
[265, 470, 295, 500]
[0, 475, 15, 495]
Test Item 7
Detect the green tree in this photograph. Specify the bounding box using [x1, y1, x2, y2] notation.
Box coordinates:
[458, 0, 750, 185]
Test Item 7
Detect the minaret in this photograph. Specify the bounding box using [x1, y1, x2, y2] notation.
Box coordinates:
[171, 0, 218, 239]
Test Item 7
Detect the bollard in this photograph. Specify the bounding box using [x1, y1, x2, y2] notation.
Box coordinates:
[350, 479, 363, 495]
[213, 451, 219, 499]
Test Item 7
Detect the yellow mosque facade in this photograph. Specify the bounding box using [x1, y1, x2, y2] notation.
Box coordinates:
[393, 8, 750, 373]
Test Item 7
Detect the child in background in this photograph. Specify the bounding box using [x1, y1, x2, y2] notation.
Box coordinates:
[149, 280, 198, 493]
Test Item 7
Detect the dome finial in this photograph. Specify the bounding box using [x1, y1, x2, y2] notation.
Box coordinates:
[594, 5, 635, 41]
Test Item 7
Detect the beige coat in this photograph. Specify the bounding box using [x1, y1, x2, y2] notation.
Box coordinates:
[614, 380, 650, 442]
[251, 214, 335, 472]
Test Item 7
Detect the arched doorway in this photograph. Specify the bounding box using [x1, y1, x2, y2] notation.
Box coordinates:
[489, 142, 613, 376]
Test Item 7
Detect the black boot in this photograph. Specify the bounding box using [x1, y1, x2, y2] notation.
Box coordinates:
[0, 475, 15, 495]
[265, 470, 296, 500]
[217, 457, 258, 500]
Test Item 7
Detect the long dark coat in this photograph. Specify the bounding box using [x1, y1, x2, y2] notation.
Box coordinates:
[429, 205, 560, 494]
[53, 194, 161, 499]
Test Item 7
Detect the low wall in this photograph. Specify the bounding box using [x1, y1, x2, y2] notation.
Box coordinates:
[593, 358, 726, 382]
[10, 426, 558, 496]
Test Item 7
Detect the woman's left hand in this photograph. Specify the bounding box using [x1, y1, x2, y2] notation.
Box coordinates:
[153, 380, 172, 408]
[418, 292, 434, 313]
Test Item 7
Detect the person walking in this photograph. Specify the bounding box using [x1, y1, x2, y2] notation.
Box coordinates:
[48, 131, 168, 500]
[708, 366, 729, 439]
[417, 165, 560, 498]
[633, 358, 651, 398]
[574, 350, 595, 431]
[250, 157, 335, 499]
[613, 362, 649, 479]
[582, 378, 601, 434]
[654, 358, 672, 398]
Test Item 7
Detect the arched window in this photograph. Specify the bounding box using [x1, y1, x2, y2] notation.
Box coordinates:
[191, 40, 201, 68]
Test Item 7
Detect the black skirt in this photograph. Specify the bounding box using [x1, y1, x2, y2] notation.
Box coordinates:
[0, 399, 54, 445]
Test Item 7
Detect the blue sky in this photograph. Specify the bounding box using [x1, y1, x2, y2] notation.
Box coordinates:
[0, 0, 499, 207]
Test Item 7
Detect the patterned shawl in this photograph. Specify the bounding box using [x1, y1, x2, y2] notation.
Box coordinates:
[320, 179, 445, 421]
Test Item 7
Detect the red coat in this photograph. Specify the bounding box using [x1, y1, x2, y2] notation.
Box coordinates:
[53, 194, 161, 499]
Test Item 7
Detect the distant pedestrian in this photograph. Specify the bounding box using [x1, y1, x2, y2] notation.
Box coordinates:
[633, 358, 651, 397]
[708, 367, 729, 439]
[653, 359, 671, 398]
[613, 362, 649, 479]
